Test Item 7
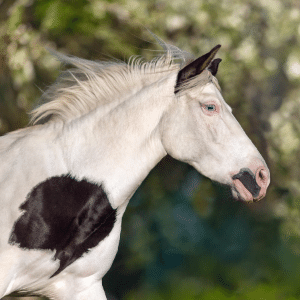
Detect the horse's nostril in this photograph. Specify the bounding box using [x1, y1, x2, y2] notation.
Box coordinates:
[259, 170, 264, 180]
[257, 167, 268, 185]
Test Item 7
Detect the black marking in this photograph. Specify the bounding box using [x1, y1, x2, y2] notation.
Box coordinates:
[232, 168, 261, 198]
[9, 174, 116, 277]
[208, 58, 222, 76]
[175, 44, 221, 93]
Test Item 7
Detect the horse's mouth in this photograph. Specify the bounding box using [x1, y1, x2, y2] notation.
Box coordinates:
[232, 179, 257, 202]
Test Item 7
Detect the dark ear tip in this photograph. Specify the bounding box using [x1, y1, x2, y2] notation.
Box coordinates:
[212, 44, 221, 51]
[208, 58, 222, 76]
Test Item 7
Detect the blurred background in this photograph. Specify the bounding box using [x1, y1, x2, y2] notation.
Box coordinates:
[1, 0, 300, 299]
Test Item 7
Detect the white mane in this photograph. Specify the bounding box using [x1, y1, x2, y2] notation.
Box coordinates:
[30, 42, 196, 125]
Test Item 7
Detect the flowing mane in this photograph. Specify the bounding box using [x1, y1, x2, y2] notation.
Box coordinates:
[30, 42, 196, 125]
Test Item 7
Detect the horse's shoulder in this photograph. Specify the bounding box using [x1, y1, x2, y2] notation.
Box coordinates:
[9, 174, 117, 277]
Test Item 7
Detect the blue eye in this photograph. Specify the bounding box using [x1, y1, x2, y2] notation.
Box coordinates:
[205, 104, 216, 111]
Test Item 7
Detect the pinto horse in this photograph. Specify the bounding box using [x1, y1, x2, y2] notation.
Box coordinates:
[0, 40, 270, 299]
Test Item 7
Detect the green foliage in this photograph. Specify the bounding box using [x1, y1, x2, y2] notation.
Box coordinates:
[1, 0, 300, 299]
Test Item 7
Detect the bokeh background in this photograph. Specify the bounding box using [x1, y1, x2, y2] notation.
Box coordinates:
[1, 0, 300, 299]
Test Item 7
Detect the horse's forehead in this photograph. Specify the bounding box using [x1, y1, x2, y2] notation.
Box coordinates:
[201, 82, 220, 95]
[199, 82, 224, 103]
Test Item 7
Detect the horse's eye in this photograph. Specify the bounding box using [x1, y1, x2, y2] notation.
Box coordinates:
[205, 104, 216, 111]
[201, 103, 218, 115]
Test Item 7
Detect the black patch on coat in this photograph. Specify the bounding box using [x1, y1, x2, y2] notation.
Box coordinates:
[232, 168, 261, 198]
[9, 174, 117, 277]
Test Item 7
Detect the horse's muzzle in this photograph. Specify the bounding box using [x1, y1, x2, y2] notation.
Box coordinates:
[232, 166, 270, 202]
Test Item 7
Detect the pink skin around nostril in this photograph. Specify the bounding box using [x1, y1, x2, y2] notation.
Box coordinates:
[255, 166, 270, 200]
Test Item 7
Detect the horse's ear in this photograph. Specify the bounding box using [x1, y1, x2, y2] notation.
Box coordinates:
[175, 44, 221, 93]
[208, 58, 222, 76]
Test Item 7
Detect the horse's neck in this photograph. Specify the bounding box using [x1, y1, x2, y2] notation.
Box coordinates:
[61, 73, 176, 209]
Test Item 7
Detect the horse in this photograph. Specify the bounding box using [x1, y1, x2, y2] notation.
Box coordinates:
[0, 39, 270, 299]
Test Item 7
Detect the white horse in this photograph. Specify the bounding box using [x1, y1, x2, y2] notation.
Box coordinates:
[0, 40, 270, 299]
